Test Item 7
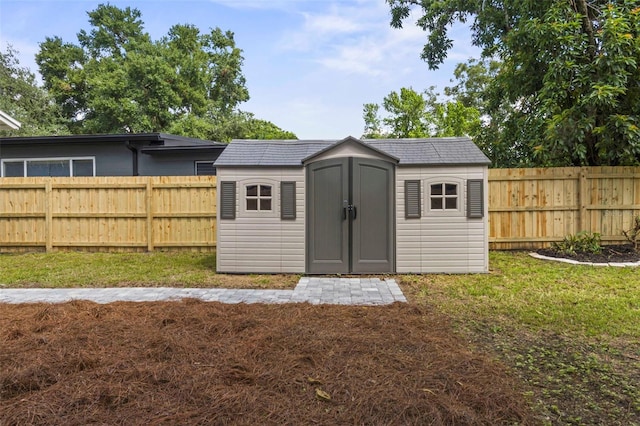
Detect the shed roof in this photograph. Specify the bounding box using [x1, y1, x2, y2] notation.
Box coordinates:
[214, 136, 490, 167]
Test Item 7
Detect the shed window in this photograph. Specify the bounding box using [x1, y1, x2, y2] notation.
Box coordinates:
[246, 184, 272, 211]
[430, 183, 458, 210]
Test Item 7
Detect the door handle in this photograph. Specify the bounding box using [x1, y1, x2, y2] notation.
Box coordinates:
[351, 205, 357, 220]
[343, 206, 347, 220]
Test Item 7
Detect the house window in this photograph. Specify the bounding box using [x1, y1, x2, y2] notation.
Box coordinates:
[1, 157, 95, 177]
[245, 184, 272, 211]
[195, 161, 216, 176]
[430, 183, 458, 210]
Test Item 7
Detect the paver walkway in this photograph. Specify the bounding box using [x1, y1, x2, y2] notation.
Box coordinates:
[0, 277, 406, 306]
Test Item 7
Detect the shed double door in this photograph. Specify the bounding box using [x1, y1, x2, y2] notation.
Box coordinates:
[306, 157, 394, 274]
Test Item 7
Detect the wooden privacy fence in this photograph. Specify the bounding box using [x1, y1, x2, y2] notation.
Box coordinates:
[0, 176, 216, 252]
[489, 167, 640, 249]
[1, 167, 639, 252]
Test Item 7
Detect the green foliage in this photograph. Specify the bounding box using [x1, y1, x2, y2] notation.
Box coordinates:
[551, 231, 602, 256]
[35, 4, 250, 138]
[622, 216, 640, 250]
[362, 87, 481, 139]
[241, 117, 297, 140]
[0, 45, 66, 136]
[388, 0, 640, 167]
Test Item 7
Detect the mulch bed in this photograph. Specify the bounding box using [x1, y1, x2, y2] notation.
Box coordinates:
[0, 301, 535, 425]
[537, 244, 640, 263]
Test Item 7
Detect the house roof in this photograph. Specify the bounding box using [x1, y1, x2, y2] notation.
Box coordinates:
[0, 133, 225, 153]
[0, 110, 21, 130]
[214, 136, 490, 167]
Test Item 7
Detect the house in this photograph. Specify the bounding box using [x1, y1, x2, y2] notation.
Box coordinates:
[214, 136, 490, 274]
[0, 133, 225, 177]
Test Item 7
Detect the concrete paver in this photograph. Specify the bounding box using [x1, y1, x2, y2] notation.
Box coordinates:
[0, 277, 407, 306]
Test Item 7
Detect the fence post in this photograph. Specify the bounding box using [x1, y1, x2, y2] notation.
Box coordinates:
[146, 179, 154, 251]
[45, 180, 53, 252]
[579, 167, 589, 232]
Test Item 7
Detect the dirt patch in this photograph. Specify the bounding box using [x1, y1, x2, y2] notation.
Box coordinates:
[0, 301, 534, 425]
[537, 244, 640, 263]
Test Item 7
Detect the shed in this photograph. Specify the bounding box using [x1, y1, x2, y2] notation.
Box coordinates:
[214, 136, 490, 274]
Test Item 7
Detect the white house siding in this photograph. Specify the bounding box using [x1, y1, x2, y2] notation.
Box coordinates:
[216, 168, 305, 273]
[396, 166, 489, 273]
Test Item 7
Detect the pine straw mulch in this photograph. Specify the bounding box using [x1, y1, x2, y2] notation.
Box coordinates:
[0, 301, 535, 425]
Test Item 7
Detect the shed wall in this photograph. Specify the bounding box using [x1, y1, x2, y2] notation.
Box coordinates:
[216, 168, 305, 273]
[396, 166, 489, 273]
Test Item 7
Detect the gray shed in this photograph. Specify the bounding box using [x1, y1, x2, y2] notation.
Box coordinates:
[214, 136, 490, 274]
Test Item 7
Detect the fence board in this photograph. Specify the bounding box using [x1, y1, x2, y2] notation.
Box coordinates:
[0, 176, 216, 252]
[488, 166, 640, 249]
[1, 168, 638, 252]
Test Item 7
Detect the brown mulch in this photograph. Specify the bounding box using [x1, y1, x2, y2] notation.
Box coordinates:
[537, 244, 640, 263]
[0, 301, 535, 425]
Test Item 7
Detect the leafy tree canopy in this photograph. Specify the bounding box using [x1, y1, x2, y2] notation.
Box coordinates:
[0, 45, 66, 136]
[362, 87, 480, 139]
[388, 0, 640, 166]
[33, 4, 294, 141]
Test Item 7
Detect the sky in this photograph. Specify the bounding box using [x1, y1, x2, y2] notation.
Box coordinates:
[0, 0, 480, 139]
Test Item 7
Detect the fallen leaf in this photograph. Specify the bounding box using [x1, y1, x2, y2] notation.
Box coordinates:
[315, 388, 331, 401]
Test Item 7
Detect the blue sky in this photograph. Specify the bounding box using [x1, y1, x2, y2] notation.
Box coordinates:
[0, 0, 479, 139]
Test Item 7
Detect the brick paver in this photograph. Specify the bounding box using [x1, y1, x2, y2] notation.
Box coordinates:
[0, 278, 406, 305]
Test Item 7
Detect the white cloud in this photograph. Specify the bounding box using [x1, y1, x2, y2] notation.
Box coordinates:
[277, 1, 435, 78]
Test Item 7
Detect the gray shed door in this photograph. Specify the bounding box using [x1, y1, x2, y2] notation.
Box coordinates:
[306, 157, 394, 274]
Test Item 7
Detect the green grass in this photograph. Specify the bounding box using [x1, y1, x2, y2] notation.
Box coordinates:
[0, 251, 299, 289]
[0, 252, 218, 287]
[400, 251, 640, 425]
[402, 251, 640, 338]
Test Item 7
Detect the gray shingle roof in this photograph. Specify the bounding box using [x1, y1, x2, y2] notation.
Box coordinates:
[214, 137, 490, 167]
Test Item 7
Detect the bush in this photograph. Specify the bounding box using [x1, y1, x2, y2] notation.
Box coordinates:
[552, 231, 602, 256]
[622, 216, 640, 250]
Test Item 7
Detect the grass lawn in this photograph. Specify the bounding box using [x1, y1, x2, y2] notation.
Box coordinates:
[1, 250, 638, 424]
[399, 251, 640, 425]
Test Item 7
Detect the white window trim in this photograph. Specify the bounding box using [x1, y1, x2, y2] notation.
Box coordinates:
[1, 157, 96, 177]
[425, 177, 464, 216]
[239, 179, 279, 217]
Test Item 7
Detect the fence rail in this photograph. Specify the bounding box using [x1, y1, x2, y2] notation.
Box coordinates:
[1, 167, 639, 252]
[488, 167, 640, 249]
[0, 176, 217, 252]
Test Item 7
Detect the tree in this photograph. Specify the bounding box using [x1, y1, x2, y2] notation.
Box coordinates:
[35, 4, 250, 138]
[445, 58, 536, 167]
[0, 45, 66, 136]
[362, 87, 481, 139]
[388, 0, 640, 166]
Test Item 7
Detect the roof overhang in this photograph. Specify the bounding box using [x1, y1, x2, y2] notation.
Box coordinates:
[0, 111, 21, 130]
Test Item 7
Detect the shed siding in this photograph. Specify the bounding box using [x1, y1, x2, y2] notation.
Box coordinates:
[216, 168, 305, 273]
[396, 166, 488, 273]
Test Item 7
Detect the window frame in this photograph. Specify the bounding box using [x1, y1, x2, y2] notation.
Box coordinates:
[426, 178, 463, 215]
[194, 160, 216, 176]
[1, 157, 96, 177]
[244, 183, 274, 213]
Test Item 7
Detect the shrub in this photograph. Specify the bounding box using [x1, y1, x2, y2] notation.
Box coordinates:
[622, 216, 640, 250]
[552, 231, 602, 256]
